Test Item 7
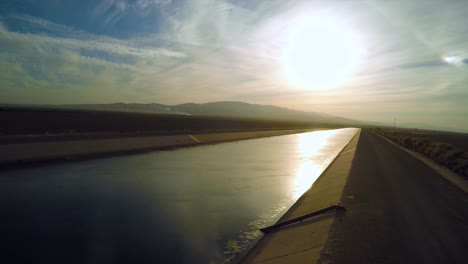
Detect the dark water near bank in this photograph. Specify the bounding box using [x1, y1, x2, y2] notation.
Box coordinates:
[0, 128, 357, 264]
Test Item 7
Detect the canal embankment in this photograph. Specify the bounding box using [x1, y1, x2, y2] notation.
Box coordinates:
[0, 129, 316, 168]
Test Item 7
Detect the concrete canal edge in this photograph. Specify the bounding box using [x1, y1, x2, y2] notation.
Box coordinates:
[238, 128, 362, 264]
[0, 128, 318, 168]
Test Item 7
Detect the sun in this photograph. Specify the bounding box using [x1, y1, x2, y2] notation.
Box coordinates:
[281, 15, 363, 90]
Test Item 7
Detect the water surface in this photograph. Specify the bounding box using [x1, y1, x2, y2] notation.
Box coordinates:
[0, 128, 357, 263]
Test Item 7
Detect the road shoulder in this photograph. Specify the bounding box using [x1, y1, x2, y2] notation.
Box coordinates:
[372, 131, 468, 193]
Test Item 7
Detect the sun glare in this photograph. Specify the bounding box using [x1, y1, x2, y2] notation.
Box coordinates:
[281, 15, 363, 90]
[292, 131, 335, 198]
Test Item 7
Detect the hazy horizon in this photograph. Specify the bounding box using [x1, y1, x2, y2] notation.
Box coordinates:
[1, 0, 468, 131]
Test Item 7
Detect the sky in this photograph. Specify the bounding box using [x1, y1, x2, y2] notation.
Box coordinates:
[1, 0, 468, 131]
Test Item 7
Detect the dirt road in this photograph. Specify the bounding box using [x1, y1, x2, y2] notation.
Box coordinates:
[320, 129, 468, 263]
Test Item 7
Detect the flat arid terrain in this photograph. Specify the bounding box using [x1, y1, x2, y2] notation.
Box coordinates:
[0, 107, 342, 167]
[2, 107, 468, 264]
[0, 107, 342, 137]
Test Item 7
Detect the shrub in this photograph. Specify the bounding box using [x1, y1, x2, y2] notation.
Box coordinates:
[451, 158, 468, 172]
[415, 139, 430, 152]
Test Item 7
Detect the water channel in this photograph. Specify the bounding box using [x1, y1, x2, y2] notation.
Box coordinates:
[0, 128, 358, 263]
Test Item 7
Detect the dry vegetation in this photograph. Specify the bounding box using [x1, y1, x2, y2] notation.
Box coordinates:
[372, 128, 468, 179]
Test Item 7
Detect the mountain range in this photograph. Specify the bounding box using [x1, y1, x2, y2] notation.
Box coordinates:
[4, 101, 463, 132]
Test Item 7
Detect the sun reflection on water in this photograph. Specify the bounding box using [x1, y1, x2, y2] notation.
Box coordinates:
[293, 130, 337, 198]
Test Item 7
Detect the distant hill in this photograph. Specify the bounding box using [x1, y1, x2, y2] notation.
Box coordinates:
[1, 101, 356, 125]
[171, 101, 354, 124]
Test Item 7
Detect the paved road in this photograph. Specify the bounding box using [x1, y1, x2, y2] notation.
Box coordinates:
[320, 129, 468, 264]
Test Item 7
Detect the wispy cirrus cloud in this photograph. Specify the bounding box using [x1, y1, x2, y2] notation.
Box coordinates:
[0, 4, 279, 105]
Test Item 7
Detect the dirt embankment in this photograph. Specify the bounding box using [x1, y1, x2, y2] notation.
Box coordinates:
[372, 128, 468, 178]
[0, 129, 314, 168]
[0, 107, 342, 136]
